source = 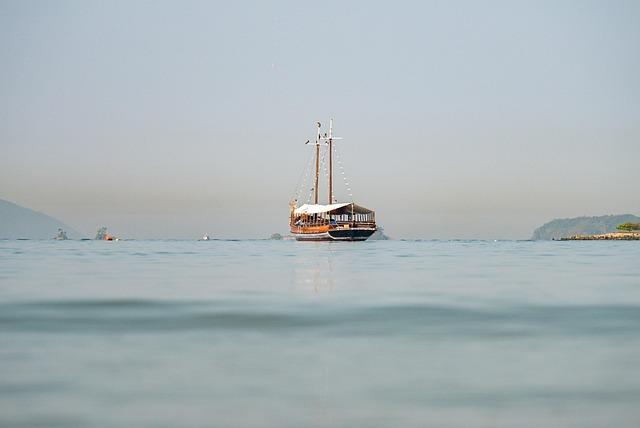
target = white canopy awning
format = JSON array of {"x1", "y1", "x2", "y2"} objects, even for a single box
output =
[
  {"x1": 293, "y1": 202, "x2": 373, "y2": 215},
  {"x1": 294, "y1": 203, "x2": 351, "y2": 215}
]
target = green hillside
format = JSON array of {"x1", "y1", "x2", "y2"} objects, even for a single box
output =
[{"x1": 532, "y1": 214, "x2": 640, "y2": 240}]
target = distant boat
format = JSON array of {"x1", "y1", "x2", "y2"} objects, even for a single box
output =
[
  {"x1": 200, "y1": 234, "x2": 211, "y2": 241},
  {"x1": 95, "y1": 226, "x2": 116, "y2": 241},
  {"x1": 289, "y1": 120, "x2": 377, "y2": 241},
  {"x1": 54, "y1": 228, "x2": 68, "y2": 240}
]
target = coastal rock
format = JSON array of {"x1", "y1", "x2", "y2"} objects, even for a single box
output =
[
  {"x1": 560, "y1": 232, "x2": 640, "y2": 241},
  {"x1": 532, "y1": 214, "x2": 640, "y2": 240}
]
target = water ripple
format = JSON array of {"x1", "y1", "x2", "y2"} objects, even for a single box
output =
[{"x1": 1, "y1": 300, "x2": 639, "y2": 336}]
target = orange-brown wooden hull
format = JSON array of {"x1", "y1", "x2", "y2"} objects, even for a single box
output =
[{"x1": 290, "y1": 225, "x2": 331, "y2": 235}]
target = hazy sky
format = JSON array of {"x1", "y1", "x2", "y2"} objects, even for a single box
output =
[{"x1": 1, "y1": 0, "x2": 639, "y2": 239}]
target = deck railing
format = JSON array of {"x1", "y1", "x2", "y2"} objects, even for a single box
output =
[{"x1": 291, "y1": 216, "x2": 376, "y2": 228}]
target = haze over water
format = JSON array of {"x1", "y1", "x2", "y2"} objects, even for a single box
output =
[
  {"x1": 2, "y1": 1, "x2": 639, "y2": 239},
  {"x1": 2, "y1": 239, "x2": 639, "y2": 427}
]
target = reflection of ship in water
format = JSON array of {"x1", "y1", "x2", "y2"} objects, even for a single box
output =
[
  {"x1": 54, "y1": 228, "x2": 68, "y2": 240},
  {"x1": 289, "y1": 120, "x2": 377, "y2": 241},
  {"x1": 291, "y1": 246, "x2": 336, "y2": 295},
  {"x1": 95, "y1": 227, "x2": 117, "y2": 241}
]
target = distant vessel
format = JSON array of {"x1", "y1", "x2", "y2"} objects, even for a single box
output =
[
  {"x1": 95, "y1": 227, "x2": 116, "y2": 241},
  {"x1": 289, "y1": 120, "x2": 376, "y2": 241},
  {"x1": 54, "y1": 228, "x2": 68, "y2": 240},
  {"x1": 200, "y1": 234, "x2": 210, "y2": 241}
]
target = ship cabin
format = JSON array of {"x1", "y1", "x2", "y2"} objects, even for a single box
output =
[{"x1": 290, "y1": 202, "x2": 376, "y2": 229}]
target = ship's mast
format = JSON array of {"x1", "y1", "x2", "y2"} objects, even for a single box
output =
[
  {"x1": 305, "y1": 119, "x2": 342, "y2": 206},
  {"x1": 314, "y1": 121, "x2": 321, "y2": 205},
  {"x1": 328, "y1": 119, "x2": 333, "y2": 204},
  {"x1": 320, "y1": 119, "x2": 341, "y2": 204}
]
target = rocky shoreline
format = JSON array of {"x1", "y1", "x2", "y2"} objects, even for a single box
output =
[{"x1": 559, "y1": 232, "x2": 640, "y2": 241}]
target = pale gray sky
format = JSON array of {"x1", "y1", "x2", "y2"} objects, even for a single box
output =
[{"x1": 1, "y1": 0, "x2": 639, "y2": 239}]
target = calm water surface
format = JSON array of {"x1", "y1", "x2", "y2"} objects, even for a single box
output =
[{"x1": 1, "y1": 240, "x2": 639, "y2": 427}]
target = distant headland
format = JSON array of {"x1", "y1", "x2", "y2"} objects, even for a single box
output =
[
  {"x1": 0, "y1": 198, "x2": 83, "y2": 239},
  {"x1": 532, "y1": 214, "x2": 640, "y2": 240}
]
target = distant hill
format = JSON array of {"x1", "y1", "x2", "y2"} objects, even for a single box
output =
[
  {"x1": 532, "y1": 214, "x2": 640, "y2": 240},
  {"x1": 0, "y1": 198, "x2": 83, "y2": 239}
]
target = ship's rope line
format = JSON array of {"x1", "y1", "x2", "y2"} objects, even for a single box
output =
[
  {"x1": 292, "y1": 148, "x2": 315, "y2": 205},
  {"x1": 303, "y1": 144, "x2": 327, "y2": 205},
  {"x1": 302, "y1": 154, "x2": 314, "y2": 204},
  {"x1": 297, "y1": 163, "x2": 310, "y2": 204},
  {"x1": 334, "y1": 143, "x2": 353, "y2": 201},
  {"x1": 293, "y1": 139, "x2": 353, "y2": 206}
]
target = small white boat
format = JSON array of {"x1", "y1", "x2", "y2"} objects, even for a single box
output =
[{"x1": 54, "y1": 228, "x2": 68, "y2": 240}]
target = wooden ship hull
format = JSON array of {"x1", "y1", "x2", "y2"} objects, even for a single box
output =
[{"x1": 291, "y1": 225, "x2": 377, "y2": 242}]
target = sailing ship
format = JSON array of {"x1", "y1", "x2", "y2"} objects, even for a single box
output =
[{"x1": 289, "y1": 120, "x2": 377, "y2": 241}]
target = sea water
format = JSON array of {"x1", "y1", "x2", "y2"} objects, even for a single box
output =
[{"x1": 1, "y1": 239, "x2": 639, "y2": 427}]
